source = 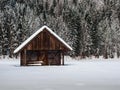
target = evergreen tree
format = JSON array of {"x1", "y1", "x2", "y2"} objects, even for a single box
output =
[
  {"x1": 0, "y1": 0, "x2": 120, "y2": 58},
  {"x1": 63, "y1": 8, "x2": 82, "y2": 56},
  {"x1": 85, "y1": 2, "x2": 105, "y2": 57}
]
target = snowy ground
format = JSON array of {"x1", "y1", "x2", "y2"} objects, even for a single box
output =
[{"x1": 0, "y1": 56, "x2": 120, "y2": 90}]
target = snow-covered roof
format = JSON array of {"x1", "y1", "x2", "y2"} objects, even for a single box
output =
[{"x1": 14, "y1": 25, "x2": 73, "y2": 53}]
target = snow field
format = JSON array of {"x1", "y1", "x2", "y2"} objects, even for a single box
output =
[{"x1": 0, "y1": 56, "x2": 120, "y2": 90}]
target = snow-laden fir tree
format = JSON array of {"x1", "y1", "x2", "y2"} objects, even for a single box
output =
[{"x1": 1, "y1": 0, "x2": 120, "y2": 58}]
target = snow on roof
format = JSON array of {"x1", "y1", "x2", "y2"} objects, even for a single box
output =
[{"x1": 14, "y1": 25, "x2": 73, "y2": 53}]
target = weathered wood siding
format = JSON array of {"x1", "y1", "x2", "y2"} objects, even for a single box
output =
[
  {"x1": 23, "y1": 29, "x2": 68, "y2": 51},
  {"x1": 20, "y1": 29, "x2": 67, "y2": 66}
]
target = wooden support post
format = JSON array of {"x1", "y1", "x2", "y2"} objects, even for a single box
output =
[
  {"x1": 62, "y1": 52, "x2": 64, "y2": 65},
  {"x1": 21, "y1": 50, "x2": 27, "y2": 66},
  {"x1": 20, "y1": 50, "x2": 26, "y2": 66}
]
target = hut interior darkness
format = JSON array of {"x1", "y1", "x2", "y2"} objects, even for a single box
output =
[{"x1": 14, "y1": 26, "x2": 72, "y2": 66}]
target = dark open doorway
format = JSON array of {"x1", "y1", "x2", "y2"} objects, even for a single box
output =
[{"x1": 26, "y1": 50, "x2": 62, "y2": 65}]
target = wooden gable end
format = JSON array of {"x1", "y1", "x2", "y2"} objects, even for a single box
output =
[{"x1": 23, "y1": 29, "x2": 69, "y2": 51}]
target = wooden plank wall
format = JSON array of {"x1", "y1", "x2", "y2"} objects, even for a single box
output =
[
  {"x1": 24, "y1": 29, "x2": 68, "y2": 51},
  {"x1": 20, "y1": 29, "x2": 68, "y2": 66}
]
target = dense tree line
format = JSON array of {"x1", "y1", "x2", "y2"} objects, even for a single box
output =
[{"x1": 0, "y1": 0, "x2": 120, "y2": 59}]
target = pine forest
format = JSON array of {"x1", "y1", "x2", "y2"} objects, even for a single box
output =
[{"x1": 0, "y1": 0, "x2": 120, "y2": 59}]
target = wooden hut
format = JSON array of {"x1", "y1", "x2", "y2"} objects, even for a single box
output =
[{"x1": 14, "y1": 26, "x2": 72, "y2": 66}]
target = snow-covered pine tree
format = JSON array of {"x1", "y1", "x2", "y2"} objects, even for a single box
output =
[
  {"x1": 63, "y1": 7, "x2": 82, "y2": 56},
  {"x1": 0, "y1": 23, "x2": 2, "y2": 57},
  {"x1": 1, "y1": 0, "x2": 120, "y2": 58},
  {"x1": 84, "y1": 1, "x2": 105, "y2": 57},
  {"x1": 1, "y1": 4, "x2": 17, "y2": 58}
]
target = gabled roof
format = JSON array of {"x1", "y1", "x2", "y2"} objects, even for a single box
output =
[{"x1": 14, "y1": 25, "x2": 73, "y2": 53}]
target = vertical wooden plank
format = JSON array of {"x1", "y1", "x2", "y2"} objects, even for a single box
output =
[
  {"x1": 27, "y1": 44, "x2": 32, "y2": 50},
  {"x1": 43, "y1": 31, "x2": 50, "y2": 50},
  {"x1": 34, "y1": 38, "x2": 37, "y2": 50},
  {"x1": 43, "y1": 32, "x2": 46, "y2": 49},
  {"x1": 50, "y1": 37, "x2": 52, "y2": 50},
  {"x1": 37, "y1": 37, "x2": 39, "y2": 50},
  {"x1": 33, "y1": 39, "x2": 35, "y2": 50},
  {"x1": 41, "y1": 32, "x2": 43, "y2": 50},
  {"x1": 52, "y1": 38, "x2": 55, "y2": 50},
  {"x1": 20, "y1": 51, "x2": 23, "y2": 66},
  {"x1": 35, "y1": 35, "x2": 37, "y2": 50},
  {"x1": 46, "y1": 32, "x2": 50, "y2": 50},
  {"x1": 36, "y1": 37, "x2": 37, "y2": 50},
  {"x1": 39, "y1": 34, "x2": 41, "y2": 50},
  {"x1": 55, "y1": 41, "x2": 60, "y2": 49},
  {"x1": 38, "y1": 33, "x2": 41, "y2": 50}
]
